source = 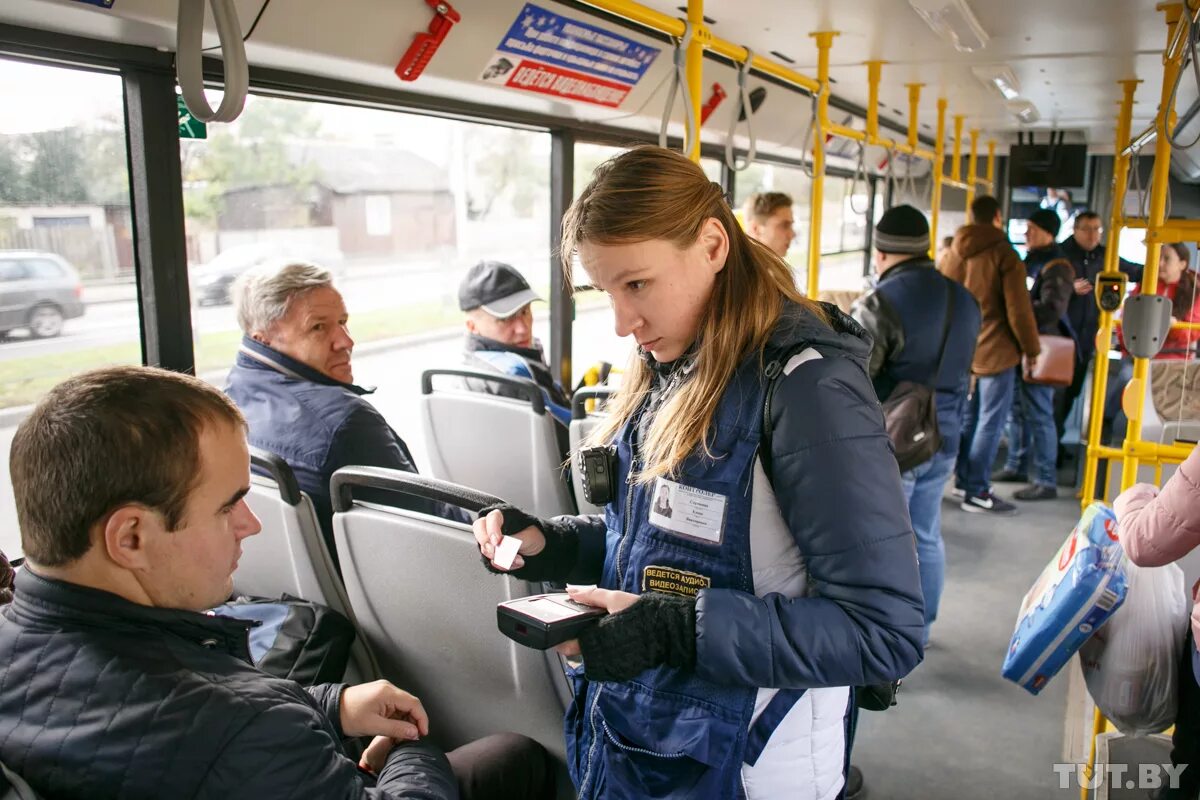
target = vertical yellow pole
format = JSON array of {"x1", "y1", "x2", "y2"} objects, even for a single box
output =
[
  {"x1": 966, "y1": 129, "x2": 979, "y2": 210},
  {"x1": 930, "y1": 98, "x2": 947, "y2": 258},
  {"x1": 1080, "y1": 80, "x2": 1140, "y2": 510},
  {"x1": 951, "y1": 114, "x2": 964, "y2": 183},
  {"x1": 807, "y1": 31, "x2": 838, "y2": 299},
  {"x1": 1120, "y1": 4, "x2": 1184, "y2": 493},
  {"x1": 866, "y1": 61, "x2": 884, "y2": 141},
  {"x1": 986, "y1": 140, "x2": 996, "y2": 187},
  {"x1": 685, "y1": 0, "x2": 705, "y2": 163},
  {"x1": 906, "y1": 83, "x2": 924, "y2": 151}
]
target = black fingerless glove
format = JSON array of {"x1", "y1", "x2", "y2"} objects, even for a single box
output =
[
  {"x1": 477, "y1": 503, "x2": 580, "y2": 582},
  {"x1": 578, "y1": 592, "x2": 697, "y2": 682}
]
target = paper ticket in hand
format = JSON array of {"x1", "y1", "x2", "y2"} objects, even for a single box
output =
[{"x1": 493, "y1": 535, "x2": 522, "y2": 570}]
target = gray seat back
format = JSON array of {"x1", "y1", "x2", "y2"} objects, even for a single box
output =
[
  {"x1": 569, "y1": 387, "x2": 616, "y2": 515},
  {"x1": 331, "y1": 467, "x2": 570, "y2": 762},
  {"x1": 235, "y1": 449, "x2": 380, "y2": 683},
  {"x1": 419, "y1": 369, "x2": 575, "y2": 517}
]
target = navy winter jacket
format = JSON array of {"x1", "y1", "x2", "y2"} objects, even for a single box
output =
[
  {"x1": 0, "y1": 569, "x2": 458, "y2": 799},
  {"x1": 852, "y1": 258, "x2": 982, "y2": 454},
  {"x1": 562, "y1": 302, "x2": 925, "y2": 690},
  {"x1": 225, "y1": 337, "x2": 467, "y2": 558}
]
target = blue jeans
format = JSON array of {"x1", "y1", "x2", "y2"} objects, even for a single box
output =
[
  {"x1": 1014, "y1": 380, "x2": 1058, "y2": 487},
  {"x1": 955, "y1": 368, "x2": 1017, "y2": 495},
  {"x1": 901, "y1": 447, "x2": 956, "y2": 646},
  {"x1": 1003, "y1": 379, "x2": 1031, "y2": 474}
]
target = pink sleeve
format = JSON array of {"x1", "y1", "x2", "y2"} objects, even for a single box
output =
[{"x1": 1114, "y1": 447, "x2": 1200, "y2": 566}]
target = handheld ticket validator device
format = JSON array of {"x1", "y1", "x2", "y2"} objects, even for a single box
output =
[
  {"x1": 497, "y1": 593, "x2": 607, "y2": 650},
  {"x1": 577, "y1": 445, "x2": 617, "y2": 506},
  {"x1": 1096, "y1": 273, "x2": 1127, "y2": 314}
]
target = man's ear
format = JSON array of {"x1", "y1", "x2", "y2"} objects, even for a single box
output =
[
  {"x1": 101, "y1": 505, "x2": 156, "y2": 572},
  {"x1": 465, "y1": 316, "x2": 478, "y2": 334}
]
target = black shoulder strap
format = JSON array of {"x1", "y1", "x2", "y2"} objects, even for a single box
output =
[
  {"x1": 759, "y1": 345, "x2": 810, "y2": 486},
  {"x1": 929, "y1": 280, "x2": 957, "y2": 388}
]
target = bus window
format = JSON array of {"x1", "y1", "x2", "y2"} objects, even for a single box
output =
[
  {"x1": 180, "y1": 95, "x2": 556, "y2": 433},
  {"x1": 0, "y1": 58, "x2": 140, "y2": 558}
]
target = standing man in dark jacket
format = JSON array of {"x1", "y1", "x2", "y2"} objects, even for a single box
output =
[
  {"x1": 458, "y1": 261, "x2": 572, "y2": 425},
  {"x1": 940, "y1": 196, "x2": 1042, "y2": 515},
  {"x1": 1055, "y1": 212, "x2": 1143, "y2": 440},
  {"x1": 853, "y1": 205, "x2": 980, "y2": 646},
  {"x1": 0, "y1": 366, "x2": 551, "y2": 800},
  {"x1": 997, "y1": 210, "x2": 1074, "y2": 500},
  {"x1": 225, "y1": 261, "x2": 467, "y2": 560}
]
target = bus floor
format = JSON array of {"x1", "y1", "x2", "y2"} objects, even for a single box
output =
[{"x1": 851, "y1": 487, "x2": 1085, "y2": 798}]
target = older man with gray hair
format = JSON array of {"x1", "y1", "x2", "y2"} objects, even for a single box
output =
[{"x1": 225, "y1": 261, "x2": 467, "y2": 559}]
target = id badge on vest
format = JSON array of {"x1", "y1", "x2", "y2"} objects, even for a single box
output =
[{"x1": 648, "y1": 477, "x2": 727, "y2": 545}]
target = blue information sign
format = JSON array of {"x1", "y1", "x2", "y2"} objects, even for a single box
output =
[{"x1": 497, "y1": 3, "x2": 660, "y2": 86}]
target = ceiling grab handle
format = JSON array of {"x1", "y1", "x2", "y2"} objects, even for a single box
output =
[
  {"x1": 176, "y1": 0, "x2": 250, "y2": 124},
  {"x1": 799, "y1": 90, "x2": 821, "y2": 179},
  {"x1": 724, "y1": 48, "x2": 758, "y2": 171},
  {"x1": 659, "y1": 20, "x2": 697, "y2": 156}
]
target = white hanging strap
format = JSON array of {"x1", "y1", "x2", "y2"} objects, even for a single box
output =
[
  {"x1": 176, "y1": 0, "x2": 250, "y2": 124},
  {"x1": 724, "y1": 48, "x2": 757, "y2": 171},
  {"x1": 659, "y1": 21, "x2": 697, "y2": 155},
  {"x1": 800, "y1": 91, "x2": 821, "y2": 178},
  {"x1": 884, "y1": 148, "x2": 897, "y2": 209}
]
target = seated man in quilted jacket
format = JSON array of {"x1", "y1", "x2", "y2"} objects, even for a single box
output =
[{"x1": 0, "y1": 365, "x2": 550, "y2": 800}]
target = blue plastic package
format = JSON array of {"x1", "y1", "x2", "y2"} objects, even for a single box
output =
[{"x1": 1002, "y1": 503, "x2": 1128, "y2": 694}]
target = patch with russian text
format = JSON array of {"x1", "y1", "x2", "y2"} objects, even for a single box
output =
[{"x1": 642, "y1": 565, "x2": 712, "y2": 598}]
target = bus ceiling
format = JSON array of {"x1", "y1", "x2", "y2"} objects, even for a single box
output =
[{"x1": 0, "y1": 0, "x2": 1194, "y2": 175}]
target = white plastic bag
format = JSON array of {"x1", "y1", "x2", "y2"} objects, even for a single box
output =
[{"x1": 1080, "y1": 560, "x2": 1188, "y2": 736}]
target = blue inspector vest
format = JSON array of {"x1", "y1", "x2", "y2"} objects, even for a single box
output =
[{"x1": 567, "y1": 353, "x2": 790, "y2": 800}]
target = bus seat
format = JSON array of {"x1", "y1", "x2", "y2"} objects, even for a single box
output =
[
  {"x1": 569, "y1": 387, "x2": 615, "y2": 516},
  {"x1": 235, "y1": 448, "x2": 380, "y2": 683},
  {"x1": 1, "y1": 761, "x2": 42, "y2": 800},
  {"x1": 330, "y1": 467, "x2": 572, "y2": 769},
  {"x1": 419, "y1": 369, "x2": 576, "y2": 518}
]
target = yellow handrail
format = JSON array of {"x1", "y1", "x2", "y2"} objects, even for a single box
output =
[{"x1": 1080, "y1": 79, "x2": 1141, "y2": 512}]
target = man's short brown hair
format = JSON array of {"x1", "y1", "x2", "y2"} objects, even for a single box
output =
[
  {"x1": 10, "y1": 366, "x2": 245, "y2": 567},
  {"x1": 743, "y1": 192, "x2": 793, "y2": 224}
]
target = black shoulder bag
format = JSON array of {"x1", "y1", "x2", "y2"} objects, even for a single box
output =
[{"x1": 879, "y1": 281, "x2": 956, "y2": 472}]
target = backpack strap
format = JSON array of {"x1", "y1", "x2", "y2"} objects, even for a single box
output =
[{"x1": 759, "y1": 344, "x2": 813, "y2": 486}]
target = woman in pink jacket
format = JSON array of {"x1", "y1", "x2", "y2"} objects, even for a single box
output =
[{"x1": 1115, "y1": 444, "x2": 1200, "y2": 800}]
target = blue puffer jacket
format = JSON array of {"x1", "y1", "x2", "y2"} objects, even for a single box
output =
[
  {"x1": 0, "y1": 570, "x2": 458, "y2": 799},
  {"x1": 558, "y1": 301, "x2": 924, "y2": 799},
  {"x1": 852, "y1": 257, "x2": 982, "y2": 455},
  {"x1": 225, "y1": 338, "x2": 467, "y2": 559}
]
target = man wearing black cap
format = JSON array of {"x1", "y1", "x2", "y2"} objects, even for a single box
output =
[
  {"x1": 853, "y1": 205, "x2": 980, "y2": 650},
  {"x1": 996, "y1": 211, "x2": 1076, "y2": 501},
  {"x1": 458, "y1": 261, "x2": 572, "y2": 425}
]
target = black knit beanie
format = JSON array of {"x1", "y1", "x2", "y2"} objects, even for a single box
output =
[
  {"x1": 874, "y1": 204, "x2": 931, "y2": 255},
  {"x1": 1027, "y1": 208, "x2": 1062, "y2": 239}
]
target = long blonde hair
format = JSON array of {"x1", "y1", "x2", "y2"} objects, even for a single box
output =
[{"x1": 561, "y1": 146, "x2": 827, "y2": 482}]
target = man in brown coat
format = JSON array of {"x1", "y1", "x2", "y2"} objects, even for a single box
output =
[{"x1": 939, "y1": 195, "x2": 1041, "y2": 515}]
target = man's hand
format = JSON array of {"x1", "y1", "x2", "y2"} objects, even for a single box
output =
[
  {"x1": 1074, "y1": 278, "x2": 1094, "y2": 296},
  {"x1": 340, "y1": 680, "x2": 429, "y2": 741},
  {"x1": 1026, "y1": 352, "x2": 1041, "y2": 375},
  {"x1": 554, "y1": 586, "x2": 640, "y2": 657}
]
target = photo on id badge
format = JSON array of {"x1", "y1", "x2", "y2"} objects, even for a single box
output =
[{"x1": 648, "y1": 477, "x2": 727, "y2": 545}]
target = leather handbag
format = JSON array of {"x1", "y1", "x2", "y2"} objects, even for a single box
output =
[{"x1": 1024, "y1": 334, "x2": 1076, "y2": 387}]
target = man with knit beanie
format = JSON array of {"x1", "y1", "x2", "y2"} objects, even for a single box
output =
[
  {"x1": 940, "y1": 196, "x2": 1041, "y2": 515},
  {"x1": 854, "y1": 205, "x2": 980, "y2": 647}
]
